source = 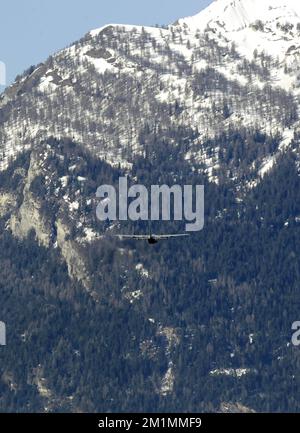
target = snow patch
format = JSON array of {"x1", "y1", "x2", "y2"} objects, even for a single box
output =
[{"x1": 210, "y1": 368, "x2": 252, "y2": 377}]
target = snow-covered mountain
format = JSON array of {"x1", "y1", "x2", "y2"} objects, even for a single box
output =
[
  {"x1": 2, "y1": 3, "x2": 300, "y2": 413},
  {"x1": 1, "y1": 0, "x2": 300, "y2": 184},
  {"x1": 179, "y1": 0, "x2": 300, "y2": 59},
  {"x1": 180, "y1": 0, "x2": 300, "y2": 32}
]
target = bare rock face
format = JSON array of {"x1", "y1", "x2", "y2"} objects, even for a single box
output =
[
  {"x1": 220, "y1": 402, "x2": 256, "y2": 413},
  {"x1": 9, "y1": 152, "x2": 51, "y2": 247},
  {"x1": 5, "y1": 144, "x2": 92, "y2": 290},
  {"x1": 0, "y1": 193, "x2": 17, "y2": 218},
  {"x1": 56, "y1": 218, "x2": 91, "y2": 290}
]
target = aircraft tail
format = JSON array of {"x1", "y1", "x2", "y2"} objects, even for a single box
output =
[{"x1": 148, "y1": 220, "x2": 152, "y2": 238}]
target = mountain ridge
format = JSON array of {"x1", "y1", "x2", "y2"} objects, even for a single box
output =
[
  {"x1": 1, "y1": 1, "x2": 300, "y2": 413},
  {"x1": 1, "y1": 0, "x2": 300, "y2": 187}
]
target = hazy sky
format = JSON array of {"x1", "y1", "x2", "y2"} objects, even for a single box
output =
[{"x1": 0, "y1": 0, "x2": 211, "y2": 88}]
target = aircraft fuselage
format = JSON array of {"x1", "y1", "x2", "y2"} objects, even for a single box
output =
[{"x1": 148, "y1": 237, "x2": 158, "y2": 245}]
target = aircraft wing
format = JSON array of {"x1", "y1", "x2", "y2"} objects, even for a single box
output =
[
  {"x1": 116, "y1": 235, "x2": 150, "y2": 240},
  {"x1": 116, "y1": 233, "x2": 190, "y2": 241},
  {"x1": 153, "y1": 234, "x2": 190, "y2": 240}
]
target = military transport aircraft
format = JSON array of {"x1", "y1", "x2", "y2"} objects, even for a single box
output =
[{"x1": 116, "y1": 223, "x2": 189, "y2": 245}]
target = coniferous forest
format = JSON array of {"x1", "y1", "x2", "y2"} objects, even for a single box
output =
[
  {"x1": 2, "y1": 0, "x2": 300, "y2": 414},
  {"x1": 1, "y1": 134, "x2": 300, "y2": 413}
]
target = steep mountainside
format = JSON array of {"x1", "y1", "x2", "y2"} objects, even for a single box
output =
[
  {"x1": 1, "y1": 0, "x2": 300, "y2": 185},
  {"x1": 1, "y1": 137, "x2": 300, "y2": 412},
  {"x1": 1, "y1": 0, "x2": 300, "y2": 413}
]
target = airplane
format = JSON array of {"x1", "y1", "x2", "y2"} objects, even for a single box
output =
[{"x1": 116, "y1": 223, "x2": 190, "y2": 245}]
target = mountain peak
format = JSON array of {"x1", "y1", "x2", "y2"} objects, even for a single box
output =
[
  {"x1": 1, "y1": 0, "x2": 300, "y2": 178},
  {"x1": 179, "y1": 0, "x2": 300, "y2": 32}
]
